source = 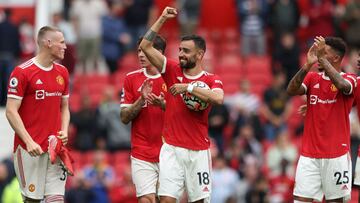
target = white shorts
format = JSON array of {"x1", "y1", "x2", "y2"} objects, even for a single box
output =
[
  {"x1": 13, "y1": 146, "x2": 67, "y2": 200},
  {"x1": 294, "y1": 153, "x2": 352, "y2": 202},
  {"x1": 131, "y1": 156, "x2": 159, "y2": 197},
  {"x1": 158, "y1": 143, "x2": 211, "y2": 202},
  {"x1": 354, "y1": 152, "x2": 360, "y2": 186}
]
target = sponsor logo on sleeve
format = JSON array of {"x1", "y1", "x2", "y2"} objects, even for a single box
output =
[
  {"x1": 215, "y1": 80, "x2": 223, "y2": 85},
  {"x1": 8, "y1": 88, "x2": 17, "y2": 93},
  {"x1": 9, "y1": 77, "x2": 18, "y2": 87}
]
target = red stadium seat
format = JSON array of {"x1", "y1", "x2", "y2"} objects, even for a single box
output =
[
  {"x1": 113, "y1": 151, "x2": 130, "y2": 165},
  {"x1": 217, "y1": 54, "x2": 243, "y2": 68},
  {"x1": 69, "y1": 93, "x2": 81, "y2": 112},
  {"x1": 219, "y1": 42, "x2": 240, "y2": 55},
  {"x1": 118, "y1": 53, "x2": 138, "y2": 71},
  {"x1": 72, "y1": 74, "x2": 110, "y2": 93},
  {"x1": 243, "y1": 55, "x2": 271, "y2": 73},
  {"x1": 222, "y1": 82, "x2": 240, "y2": 95}
]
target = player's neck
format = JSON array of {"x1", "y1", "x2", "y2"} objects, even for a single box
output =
[
  {"x1": 34, "y1": 52, "x2": 54, "y2": 68},
  {"x1": 145, "y1": 66, "x2": 159, "y2": 75},
  {"x1": 183, "y1": 65, "x2": 203, "y2": 76}
]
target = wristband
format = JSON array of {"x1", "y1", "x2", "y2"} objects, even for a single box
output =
[{"x1": 187, "y1": 84, "x2": 194, "y2": 93}]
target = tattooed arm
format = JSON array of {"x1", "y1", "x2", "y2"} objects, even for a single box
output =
[
  {"x1": 286, "y1": 64, "x2": 311, "y2": 96},
  {"x1": 120, "y1": 79, "x2": 153, "y2": 124},
  {"x1": 319, "y1": 57, "x2": 351, "y2": 94},
  {"x1": 315, "y1": 36, "x2": 352, "y2": 94},
  {"x1": 139, "y1": 7, "x2": 177, "y2": 71},
  {"x1": 120, "y1": 96, "x2": 146, "y2": 124}
]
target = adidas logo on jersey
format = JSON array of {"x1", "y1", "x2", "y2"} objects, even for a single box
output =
[
  {"x1": 313, "y1": 83, "x2": 319, "y2": 88},
  {"x1": 36, "y1": 79, "x2": 43, "y2": 85},
  {"x1": 203, "y1": 186, "x2": 209, "y2": 192}
]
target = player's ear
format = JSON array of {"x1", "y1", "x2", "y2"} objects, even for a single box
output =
[
  {"x1": 45, "y1": 39, "x2": 51, "y2": 48},
  {"x1": 197, "y1": 49, "x2": 205, "y2": 60},
  {"x1": 333, "y1": 54, "x2": 341, "y2": 63}
]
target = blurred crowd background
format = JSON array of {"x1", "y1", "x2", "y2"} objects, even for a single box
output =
[{"x1": 1, "y1": 0, "x2": 360, "y2": 202}]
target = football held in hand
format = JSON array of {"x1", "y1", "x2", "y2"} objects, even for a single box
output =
[{"x1": 182, "y1": 81, "x2": 210, "y2": 111}]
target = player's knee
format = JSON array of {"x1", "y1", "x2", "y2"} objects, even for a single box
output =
[
  {"x1": 294, "y1": 195, "x2": 313, "y2": 202},
  {"x1": 44, "y1": 195, "x2": 64, "y2": 203},
  {"x1": 191, "y1": 198, "x2": 209, "y2": 203},
  {"x1": 138, "y1": 194, "x2": 156, "y2": 203},
  {"x1": 24, "y1": 197, "x2": 41, "y2": 203},
  {"x1": 325, "y1": 197, "x2": 346, "y2": 203},
  {"x1": 159, "y1": 196, "x2": 177, "y2": 203}
]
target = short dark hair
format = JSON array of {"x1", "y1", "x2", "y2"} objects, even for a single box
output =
[
  {"x1": 138, "y1": 35, "x2": 167, "y2": 54},
  {"x1": 325, "y1": 37, "x2": 346, "y2": 58},
  {"x1": 181, "y1": 34, "x2": 206, "y2": 52}
]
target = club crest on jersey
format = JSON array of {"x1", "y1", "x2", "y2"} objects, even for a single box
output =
[
  {"x1": 9, "y1": 77, "x2": 18, "y2": 87},
  {"x1": 29, "y1": 184, "x2": 35, "y2": 192},
  {"x1": 162, "y1": 83, "x2": 167, "y2": 92},
  {"x1": 56, "y1": 75, "x2": 64, "y2": 85},
  {"x1": 330, "y1": 84, "x2": 337, "y2": 92}
]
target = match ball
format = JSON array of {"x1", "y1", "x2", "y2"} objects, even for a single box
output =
[{"x1": 182, "y1": 81, "x2": 210, "y2": 111}]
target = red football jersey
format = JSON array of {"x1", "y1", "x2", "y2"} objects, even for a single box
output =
[
  {"x1": 301, "y1": 71, "x2": 356, "y2": 158},
  {"x1": 161, "y1": 58, "x2": 223, "y2": 150},
  {"x1": 120, "y1": 68, "x2": 167, "y2": 162},
  {"x1": 355, "y1": 77, "x2": 360, "y2": 122},
  {"x1": 7, "y1": 58, "x2": 69, "y2": 152}
]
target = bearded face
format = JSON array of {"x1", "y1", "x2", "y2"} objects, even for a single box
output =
[
  {"x1": 179, "y1": 54, "x2": 197, "y2": 69},
  {"x1": 178, "y1": 40, "x2": 203, "y2": 70}
]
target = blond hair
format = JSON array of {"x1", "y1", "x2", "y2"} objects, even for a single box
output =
[{"x1": 36, "y1": 26, "x2": 61, "y2": 46}]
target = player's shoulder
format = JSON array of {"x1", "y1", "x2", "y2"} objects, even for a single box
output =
[
  {"x1": 306, "y1": 71, "x2": 322, "y2": 80},
  {"x1": 54, "y1": 62, "x2": 67, "y2": 70},
  {"x1": 126, "y1": 68, "x2": 144, "y2": 77},
  {"x1": 204, "y1": 71, "x2": 222, "y2": 81},
  {"x1": 204, "y1": 71, "x2": 216, "y2": 77},
  {"x1": 342, "y1": 72, "x2": 357, "y2": 81},
  {"x1": 17, "y1": 58, "x2": 35, "y2": 70},
  {"x1": 54, "y1": 62, "x2": 69, "y2": 74},
  {"x1": 166, "y1": 58, "x2": 180, "y2": 68}
]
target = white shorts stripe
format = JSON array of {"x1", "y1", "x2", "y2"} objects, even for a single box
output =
[{"x1": 17, "y1": 149, "x2": 26, "y2": 188}]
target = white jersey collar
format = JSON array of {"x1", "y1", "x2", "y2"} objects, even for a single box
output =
[{"x1": 33, "y1": 58, "x2": 53, "y2": 71}]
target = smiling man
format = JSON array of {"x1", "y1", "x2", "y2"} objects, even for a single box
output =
[{"x1": 140, "y1": 6, "x2": 224, "y2": 203}]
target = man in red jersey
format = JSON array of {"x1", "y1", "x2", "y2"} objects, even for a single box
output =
[
  {"x1": 140, "y1": 7, "x2": 224, "y2": 203},
  {"x1": 352, "y1": 57, "x2": 360, "y2": 188},
  {"x1": 5, "y1": 26, "x2": 70, "y2": 203},
  {"x1": 120, "y1": 36, "x2": 167, "y2": 203},
  {"x1": 287, "y1": 36, "x2": 356, "y2": 202}
]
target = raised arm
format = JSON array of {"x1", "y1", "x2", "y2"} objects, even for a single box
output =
[
  {"x1": 315, "y1": 36, "x2": 352, "y2": 94},
  {"x1": 139, "y1": 7, "x2": 177, "y2": 71},
  {"x1": 319, "y1": 57, "x2": 352, "y2": 93},
  {"x1": 287, "y1": 44, "x2": 317, "y2": 96}
]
